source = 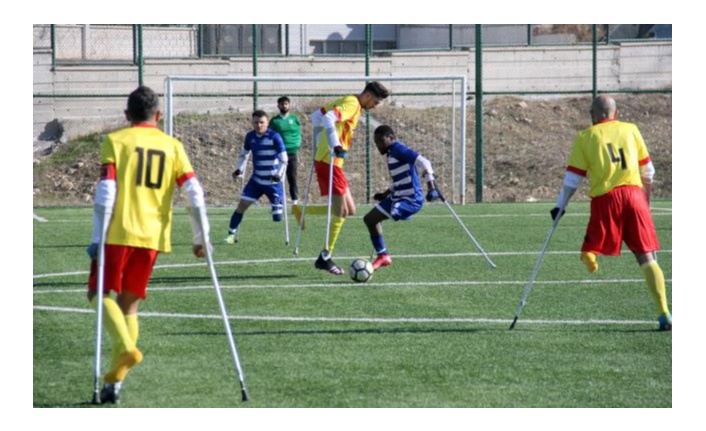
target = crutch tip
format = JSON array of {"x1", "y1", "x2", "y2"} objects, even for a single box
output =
[{"x1": 241, "y1": 389, "x2": 250, "y2": 402}]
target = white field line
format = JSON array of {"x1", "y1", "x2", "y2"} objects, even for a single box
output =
[
  {"x1": 34, "y1": 277, "x2": 671, "y2": 295},
  {"x1": 34, "y1": 210, "x2": 672, "y2": 223},
  {"x1": 33, "y1": 249, "x2": 673, "y2": 279},
  {"x1": 32, "y1": 305, "x2": 656, "y2": 326}
]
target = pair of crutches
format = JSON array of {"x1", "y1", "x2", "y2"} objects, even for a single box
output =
[
  {"x1": 92, "y1": 206, "x2": 249, "y2": 404},
  {"x1": 291, "y1": 127, "x2": 338, "y2": 256}
]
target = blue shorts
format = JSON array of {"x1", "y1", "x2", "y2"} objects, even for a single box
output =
[
  {"x1": 241, "y1": 180, "x2": 284, "y2": 220},
  {"x1": 375, "y1": 197, "x2": 422, "y2": 221}
]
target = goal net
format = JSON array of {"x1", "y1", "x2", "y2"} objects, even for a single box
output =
[{"x1": 164, "y1": 75, "x2": 468, "y2": 206}]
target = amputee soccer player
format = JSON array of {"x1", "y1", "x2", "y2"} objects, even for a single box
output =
[
  {"x1": 224, "y1": 110, "x2": 288, "y2": 244},
  {"x1": 269, "y1": 96, "x2": 302, "y2": 204},
  {"x1": 86, "y1": 86, "x2": 210, "y2": 403},
  {"x1": 363, "y1": 125, "x2": 440, "y2": 270},
  {"x1": 294, "y1": 81, "x2": 390, "y2": 275},
  {"x1": 551, "y1": 94, "x2": 672, "y2": 331}
]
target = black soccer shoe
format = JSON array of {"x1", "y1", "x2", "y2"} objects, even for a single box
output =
[
  {"x1": 100, "y1": 383, "x2": 121, "y2": 404},
  {"x1": 315, "y1": 250, "x2": 345, "y2": 275}
]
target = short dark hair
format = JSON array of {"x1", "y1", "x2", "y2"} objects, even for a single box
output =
[
  {"x1": 127, "y1": 86, "x2": 159, "y2": 123},
  {"x1": 364, "y1": 81, "x2": 390, "y2": 99},
  {"x1": 374, "y1": 125, "x2": 395, "y2": 139},
  {"x1": 277, "y1": 96, "x2": 290, "y2": 104},
  {"x1": 252, "y1": 109, "x2": 269, "y2": 119}
]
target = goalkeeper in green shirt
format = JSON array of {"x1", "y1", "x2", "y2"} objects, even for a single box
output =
[{"x1": 270, "y1": 96, "x2": 302, "y2": 204}]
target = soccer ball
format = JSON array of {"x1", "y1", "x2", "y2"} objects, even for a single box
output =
[{"x1": 350, "y1": 258, "x2": 374, "y2": 283}]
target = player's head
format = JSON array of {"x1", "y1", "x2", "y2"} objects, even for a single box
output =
[
  {"x1": 252, "y1": 109, "x2": 270, "y2": 134},
  {"x1": 359, "y1": 81, "x2": 390, "y2": 110},
  {"x1": 373, "y1": 125, "x2": 395, "y2": 155},
  {"x1": 277, "y1": 96, "x2": 291, "y2": 114},
  {"x1": 125, "y1": 86, "x2": 160, "y2": 124},
  {"x1": 590, "y1": 95, "x2": 618, "y2": 124}
]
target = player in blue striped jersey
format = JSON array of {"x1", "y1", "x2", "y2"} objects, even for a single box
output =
[
  {"x1": 363, "y1": 125, "x2": 440, "y2": 269},
  {"x1": 224, "y1": 110, "x2": 288, "y2": 244}
]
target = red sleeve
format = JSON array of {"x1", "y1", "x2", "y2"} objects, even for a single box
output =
[
  {"x1": 100, "y1": 163, "x2": 116, "y2": 180},
  {"x1": 176, "y1": 171, "x2": 196, "y2": 187},
  {"x1": 566, "y1": 165, "x2": 587, "y2": 177},
  {"x1": 638, "y1": 156, "x2": 652, "y2": 166}
]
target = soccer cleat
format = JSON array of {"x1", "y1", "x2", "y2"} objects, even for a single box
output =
[
  {"x1": 223, "y1": 233, "x2": 238, "y2": 244},
  {"x1": 292, "y1": 205, "x2": 306, "y2": 230},
  {"x1": 104, "y1": 349, "x2": 143, "y2": 384},
  {"x1": 658, "y1": 313, "x2": 672, "y2": 331},
  {"x1": 99, "y1": 383, "x2": 121, "y2": 404},
  {"x1": 372, "y1": 253, "x2": 393, "y2": 270},
  {"x1": 580, "y1": 251, "x2": 598, "y2": 273},
  {"x1": 314, "y1": 250, "x2": 345, "y2": 275}
]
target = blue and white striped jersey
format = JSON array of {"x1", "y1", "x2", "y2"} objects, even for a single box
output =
[
  {"x1": 387, "y1": 141, "x2": 424, "y2": 204},
  {"x1": 242, "y1": 129, "x2": 286, "y2": 185}
]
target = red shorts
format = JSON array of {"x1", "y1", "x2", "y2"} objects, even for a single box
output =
[
  {"x1": 315, "y1": 160, "x2": 348, "y2": 196},
  {"x1": 582, "y1": 186, "x2": 660, "y2": 256},
  {"x1": 88, "y1": 244, "x2": 159, "y2": 299}
]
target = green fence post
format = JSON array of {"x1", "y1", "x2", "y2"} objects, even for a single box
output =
[
  {"x1": 253, "y1": 24, "x2": 259, "y2": 111},
  {"x1": 50, "y1": 24, "x2": 56, "y2": 70},
  {"x1": 137, "y1": 25, "x2": 144, "y2": 87},
  {"x1": 475, "y1": 24, "x2": 484, "y2": 203}
]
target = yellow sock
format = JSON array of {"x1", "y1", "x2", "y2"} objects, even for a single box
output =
[
  {"x1": 327, "y1": 216, "x2": 345, "y2": 254},
  {"x1": 125, "y1": 314, "x2": 139, "y2": 345},
  {"x1": 580, "y1": 251, "x2": 598, "y2": 273},
  {"x1": 641, "y1": 261, "x2": 670, "y2": 315},
  {"x1": 90, "y1": 296, "x2": 136, "y2": 354}
]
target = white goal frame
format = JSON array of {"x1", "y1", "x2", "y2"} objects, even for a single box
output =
[{"x1": 164, "y1": 74, "x2": 468, "y2": 203}]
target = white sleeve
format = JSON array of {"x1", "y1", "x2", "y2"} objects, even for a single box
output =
[
  {"x1": 414, "y1": 155, "x2": 435, "y2": 182},
  {"x1": 276, "y1": 152, "x2": 288, "y2": 178},
  {"x1": 321, "y1": 110, "x2": 341, "y2": 150},
  {"x1": 182, "y1": 176, "x2": 209, "y2": 245},
  {"x1": 555, "y1": 170, "x2": 583, "y2": 210},
  {"x1": 90, "y1": 179, "x2": 116, "y2": 243},
  {"x1": 235, "y1": 147, "x2": 250, "y2": 173},
  {"x1": 640, "y1": 160, "x2": 655, "y2": 183}
]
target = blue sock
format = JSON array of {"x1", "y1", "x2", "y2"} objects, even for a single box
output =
[
  {"x1": 370, "y1": 234, "x2": 387, "y2": 255},
  {"x1": 229, "y1": 211, "x2": 244, "y2": 233}
]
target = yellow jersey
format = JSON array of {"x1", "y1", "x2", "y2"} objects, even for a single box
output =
[
  {"x1": 314, "y1": 94, "x2": 362, "y2": 168},
  {"x1": 567, "y1": 119, "x2": 651, "y2": 198},
  {"x1": 101, "y1": 124, "x2": 195, "y2": 252}
]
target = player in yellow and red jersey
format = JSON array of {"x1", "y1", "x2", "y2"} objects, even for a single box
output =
[
  {"x1": 85, "y1": 86, "x2": 211, "y2": 403},
  {"x1": 551, "y1": 94, "x2": 671, "y2": 331},
  {"x1": 293, "y1": 81, "x2": 389, "y2": 275}
]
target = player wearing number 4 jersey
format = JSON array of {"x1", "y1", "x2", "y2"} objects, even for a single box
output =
[
  {"x1": 86, "y1": 86, "x2": 210, "y2": 403},
  {"x1": 551, "y1": 95, "x2": 671, "y2": 331}
]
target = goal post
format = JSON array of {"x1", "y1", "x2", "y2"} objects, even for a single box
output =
[{"x1": 164, "y1": 75, "x2": 468, "y2": 205}]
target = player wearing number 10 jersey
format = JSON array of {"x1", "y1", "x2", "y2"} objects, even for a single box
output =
[{"x1": 85, "y1": 86, "x2": 210, "y2": 403}]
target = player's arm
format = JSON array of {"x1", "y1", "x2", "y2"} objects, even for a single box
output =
[
  {"x1": 87, "y1": 163, "x2": 117, "y2": 259},
  {"x1": 319, "y1": 108, "x2": 346, "y2": 157},
  {"x1": 414, "y1": 154, "x2": 440, "y2": 201},
  {"x1": 551, "y1": 169, "x2": 584, "y2": 220},
  {"x1": 272, "y1": 151, "x2": 288, "y2": 183},
  {"x1": 181, "y1": 174, "x2": 210, "y2": 258},
  {"x1": 639, "y1": 158, "x2": 655, "y2": 205},
  {"x1": 232, "y1": 146, "x2": 250, "y2": 179}
]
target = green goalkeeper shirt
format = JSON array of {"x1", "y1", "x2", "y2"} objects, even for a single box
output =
[{"x1": 270, "y1": 113, "x2": 302, "y2": 155}]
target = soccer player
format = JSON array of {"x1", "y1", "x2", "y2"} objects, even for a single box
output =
[
  {"x1": 86, "y1": 86, "x2": 210, "y2": 403},
  {"x1": 269, "y1": 96, "x2": 302, "y2": 204},
  {"x1": 224, "y1": 110, "x2": 288, "y2": 244},
  {"x1": 293, "y1": 81, "x2": 390, "y2": 275},
  {"x1": 364, "y1": 125, "x2": 440, "y2": 270},
  {"x1": 551, "y1": 94, "x2": 672, "y2": 331}
]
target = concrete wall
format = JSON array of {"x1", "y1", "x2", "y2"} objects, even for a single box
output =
[{"x1": 33, "y1": 42, "x2": 671, "y2": 141}]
